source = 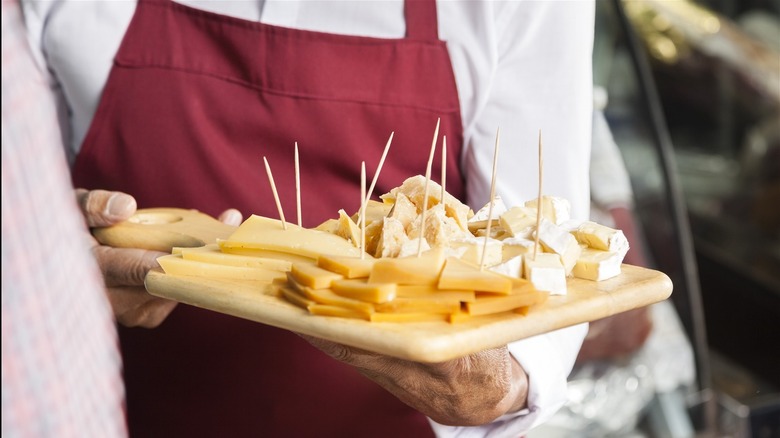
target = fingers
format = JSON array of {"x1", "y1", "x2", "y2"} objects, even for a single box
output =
[
  {"x1": 218, "y1": 208, "x2": 243, "y2": 226},
  {"x1": 93, "y1": 245, "x2": 165, "y2": 287},
  {"x1": 75, "y1": 188, "x2": 137, "y2": 227},
  {"x1": 106, "y1": 285, "x2": 178, "y2": 328}
]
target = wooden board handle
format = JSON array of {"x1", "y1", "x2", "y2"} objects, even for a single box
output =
[{"x1": 91, "y1": 208, "x2": 237, "y2": 253}]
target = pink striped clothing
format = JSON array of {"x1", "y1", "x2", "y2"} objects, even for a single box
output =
[{"x1": 1, "y1": 0, "x2": 127, "y2": 436}]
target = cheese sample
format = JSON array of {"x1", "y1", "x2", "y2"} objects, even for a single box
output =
[
  {"x1": 300, "y1": 287, "x2": 375, "y2": 314},
  {"x1": 314, "y1": 218, "x2": 339, "y2": 233},
  {"x1": 219, "y1": 215, "x2": 364, "y2": 259},
  {"x1": 309, "y1": 304, "x2": 371, "y2": 320},
  {"x1": 468, "y1": 195, "x2": 508, "y2": 232},
  {"x1": 407, "y1": 204, "x2": 468, "y2": 247},
  {"x1": 573, "y1": 221, "x2": 629, "y2": 256},
  {"x1": 157, "y1": 254, "x2": 285, "y2": 282},
  {"x1": 219, "y1": 246, "x2": 315, "y2": 265},
  {"x1": 380, "y1": 175, "x2": 473, "y2": 230},
  {"x1": 573, "y1": 248, "x2": 623, "y2": 281},
  {"x1": 331, "y1": 279, "x2": 396, "y2": 304},
  {"x1": 290, "y1": 263, "x2": 344, "y2": 289},
  {"x1": 465, "y1": 290, "x2": 546, "y2": 316},
  {"x1": 387, "y1": 192, "x2": 418, "y2": 228},
  {"x1": 499, "y1": 206, "x2": 538, "y2": 238},
  {"x1": 334, "y1": 209, "x2": 361, "y2": 248},
  {"x1": 396, "y1": 285, "x2": 475, "y2": 303},
  {"x1": 489, "y1": 255, "x2": 523, "y2": 278},
  {"x1": 525, "y1": 195, "x2": 571, "y2": 225},
  {"x1": 536, "y1": 219, "x2": 582, "y2": 275},
  {"x1": 352, "y1": 200, "x2": 393, "y2": 226},
  {"x1": 375, "y1": 297, "x2": 461, "y2": 314},
  {"x1": 523, "y1": 253, "x2": 567, "y2": 295},
  {"x1": 447, "y1": 235, "x2": 503, "y2": 267},
  {"x1": 368, "y1": 247, "x2": 445, "y2": 286},
  {"x1": 370, "y1": 313, "x2": 449, "y2": 323},
  {"x1": 317, "y1": 255, "x2": 376, "y2": 279},
  {"x1": 396, "y1": 237, "x2": 431, "y2": 258},
  {"x1": 502, "y1": 237, "x2": 535, "y2": 261},
  {"x1": 279, "y1": 286, "x2": 316, "y2": 310},
  {"x1": 438, "y1": 257, "x2": 513, "y2": 294},
  {"x1": 176, "y1": 244, "x2": 292, "y2": 271},
  {"x1": 374, "y1": 217, "x2": 409, "y2": 258}
]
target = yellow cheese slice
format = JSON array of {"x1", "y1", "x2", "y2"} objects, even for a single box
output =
[
  {"x1": 317, "y1": 255, "x2": 376, "y2": 279},
  {"x1": 331, "y1": 279, "x2": 396, "y2": 304},
  {"x1": 218, "y1": 246, "x2": 316, "y2": 265},
  {"x1": 465, "y1": 291, "x2": 545, "y2": 316},
  {"x1": 396, "y1": 285, "x2": 475, "y2": 302},
  {"x1": 309, "y1": 304, "x2": 371, "y2": 320},
  {"x1": 375, "y1": 297, "x2": 461, "y2": 314},
  {"x1": 335, "y1": 209, "x2": 361, "y2": 248},
  {"x1": 175, "y1": 244, "x2": 293, "y2": 271},
  {"x1": 278, "y1": 286, "x2": 316, "y2": 310},
  {"x1": 289, "y1": 263, "x2": 344, "y2": 289},
  {"x1": 157, "y1": 254, "x2": 285, "y2": 282},
  {"x1": 368, "y1": 247, "x2": 445, "y2": 286},
  {"x1": 437, "y1": 257, "x2": 513, "y2": 294},
  {"x1": 351, "y1": 200, "x2": 393, "y2": 226},
  {"x1": 499, "y1": 206, "x2": 538, "y2": 238},
  {"x1": 219, "y1": 215, "x2": 364, "y2": 259},
  {"x1": 370, "y1": 313, "x2": 449, "y2": 323},
  {"x1": 300, "y1": 287, "x2": 375, "y2": 314},
  {"x1": 313, "y1": 218, "x2": 339, "y2": 233}
]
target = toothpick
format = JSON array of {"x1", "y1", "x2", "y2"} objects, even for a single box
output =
[
  {"x1": 360, "y1": 161, "x2": 367, "y2": 259},
  {"x1": 441, "y1": 135, "x2": 447, "y2": 202},
  {"x1": 358, "y1": 132, "x2": 394, "y2": 224},
  {"x1": 263, "y1": 156, "x2": 287, "y2": 230},
  {"x1": 480, "y1": 127, "x2": 500, "y2": 270},
  {"x1": 418, "y1": 118, "x2": 440, "y2": 257},
  {"x1": 533, "y1": 130, "x2": 543, "y2": 259},
  {"x1": 295, "y1": 142, "x2": 302, "y2": 227}
]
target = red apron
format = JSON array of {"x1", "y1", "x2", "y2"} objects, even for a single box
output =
[{"x1": 73, "y1": 0, "x2": 465, "y2": 436}]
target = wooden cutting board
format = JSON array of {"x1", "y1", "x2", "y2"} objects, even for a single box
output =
[
  {"x1": 96, "y1": 208, "x2": 673, "y2": 362},
  {"x1": 145, "y1": 264, "x2": 672, "y2": 363}
]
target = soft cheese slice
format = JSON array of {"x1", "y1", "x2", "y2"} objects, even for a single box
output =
[
  {"x1": 331, "y1": 279, "x2": 396, "y2": 304},
  {"x1": 536, "y1": 219, "x2": 582, "y2": 275},
  {"x1": 157, "y1": 254, "x2": 285, "y2": 281},
  {"x1": 499, "y1": 206, "x2": 538, "y2": 238},
  {"x1": 573, "y1": 248, "x2": 623, "y2": 281},
  {"x1": 368, "y1": 247, "x2": 445, "y2": 286},
  {"x1": 468, "y1": 195, "x2": 508, "y2": 233},
  {"x1": 524, "y1": 253, "x2": 567, "y2": 295},
  {"x1": 447, "y1": 235, "x2": 503, "y2": 267},
  {"x1": 176, "y1": 244, "x2": 292, "y2": 272},
  {"x1": 438, "y1": 257, "x2": 513, "y2": 294},
  {"x1": 219, "y1": 215, "x2": 364, "y2": 259},
  {"x1": 572, "y1": 221, "x2": 629, "y2": 256},
  {"x1": 317, "y1": 255, "x2": 376, "y2": 279},
  {"x1": 525, "y1": 195, "x2": 571, "y2": 225},
  {"x1": 289, "y1": 263, "x2": 344, "y2": 289}
]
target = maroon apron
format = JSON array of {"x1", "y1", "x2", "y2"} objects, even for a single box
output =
[{"x1": 73, "y1": 0, "x2": 465, "y2": 436}]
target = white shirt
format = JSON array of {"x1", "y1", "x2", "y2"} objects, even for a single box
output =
[{"x1": 21, "y1": 1, "x2": 593, "y2": 436}]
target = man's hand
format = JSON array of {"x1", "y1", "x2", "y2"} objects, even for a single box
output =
[
  {"x1": 301, "y1": 336, "x2": 528, "y2": 426},
  {"x1": 76, "y1": 189, "x2": 177, "y2": 328}
]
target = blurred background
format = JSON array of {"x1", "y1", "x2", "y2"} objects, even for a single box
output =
[{"x1": 533, "y1": 0, "x2": 779, "y2": 436}]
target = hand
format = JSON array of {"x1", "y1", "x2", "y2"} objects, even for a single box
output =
[
  {"x1": 77, "y1": 189, "x2": 177, "y2": 328},
  {"x1": 301, "y1": 336, "x2": 528, "y2": 426}
]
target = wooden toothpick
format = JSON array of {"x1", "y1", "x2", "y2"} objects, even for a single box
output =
[
  {"x1": 418, "y1": 118, "x2": 441, "y2": 257},
  {"x1": 263, "y1": 156, "x2": 287, "y2": 230},
  {"x1": 358, "y1": 132, "x2": 394, "y2": 224},
  {"x1": 360, "y1": 162, "x2": 367, "y2": 259},
  {"x1": 480, "y1": 127, "x2": 500, "y2": 270},
  {"x1": 295, "y1": 142, "x2": 302, "y2": 227},
  {"x1": 533, "y1": 130, "x2": 543, "y2": 259},
  {"x1": 441, "y1": 135, "x2": 447, "y2": 202}
]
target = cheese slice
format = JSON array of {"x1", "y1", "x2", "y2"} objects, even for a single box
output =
[
  {"x1": 157, "y1": 254, "x2": 285, "y2": 282},
  {"x1": 396, "y1": 285, "x2": 476, "y2": 302},
  {"x1": 289, "y1": 263, "x2": 344, "y2": 289},
  {"x1": 465, "y1": 291, "x2": 546, "y2": 316},
  {"x1": 300, "y1": 287, "x2": 375, "y2": 314},
  {"x1": 176, "y1": 244, "x2": 292, "y2": 271},
  {"x1": 572, "y1": 221, "x2": 629, "y2": 256},
  {"x1": 407, "y1": 204, "x2": 468, "y2": 247},
  {"x1": 218, "y1": 246, "x2": 315, "y2": 265},
  {"x1": 370, "y1": 313, "x2": 449, "y2": 323},
  {"x1": 536, "y1": 218, "x2": 582, "y2": 275},
  {"x1": 387, "y1": 192, "x2": 418, "y2": 228},
  {"x1": 468, "y1": 195, "x2": 507, "y2": 232},
  {"x1": 489, "y1": 255, "x2": 523, "y2": 279},
  {"x1": 499, "y1": 206, "x2": 537, "y2": 238},
  {"x1": 502, "y1": 237, "x2": 535, "y2": 261},
  {"x1": 374, "y1": 217, "x2": 409, "y2": 258},
  {"x1": 525, "y1": 195, "x2": 571, "y2": 225},
  {"x1": 309, "y1": 304, "x2": 371, "y2": 320},
  {"x1": 331, "y1": 279, "x2": 396, "y2": 304},
  {"x1": 278, "y1": 286, "x2": 316, "y2": 310},
  {"x1": 368, "y1": 247, "x2": 445, "y2": 286},
  {"x1": 447, "y1": 235, "x2": 503, "y2": 267},
  {"x1": 375, "y1": 297, "x2": 461, "y2": 314},
  {"x1": 351, "y1": 200, "x2": 393, "y2": 226},
  {"x1": 317, "y1": 255, "x2": 376, "y2": 279},
  {"x1": 314, "y1": 218, "x2": 339, "y2": 233},
  {"x1": 437, "y1": 257, "x2": 513, "y2": 294},
  {"x1": 334, "y1": 209, "x2": 361, "y2": 248},
  {"x1": 219, "y1": 215, "x2": 364, "y2": 259},
  {"x1": 523, "y1": 253, "x2": 567, "y2": 295},
  {"x1": 572, "y1": 248, "x2": 623, "y2": 281}
]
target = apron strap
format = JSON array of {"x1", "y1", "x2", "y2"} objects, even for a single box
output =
[{"x1": 404, "y1": 0, "x2": 439, "y2": 41}]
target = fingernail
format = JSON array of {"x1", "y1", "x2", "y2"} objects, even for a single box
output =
[
  {"x1": 222, "y1": 210, "x2": 242, "y2": 226},
  {"x1": 106, "y1": 194, "x2": 136, "y2": 218}
]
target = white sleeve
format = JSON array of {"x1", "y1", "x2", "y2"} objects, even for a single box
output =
[
  {"x1": 427, "y1": 324, "x2": 589, "y2": 438},
  {"x1": 590, "y1": 108, "x2": 634, "y2": 210}
]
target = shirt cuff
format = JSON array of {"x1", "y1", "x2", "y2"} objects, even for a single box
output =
[{"x1": 427, "y1": 323, "x2": 588, "y2": 437}]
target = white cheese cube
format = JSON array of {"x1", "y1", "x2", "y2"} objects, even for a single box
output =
[{"x1": 524, "y1": 253, "x2": 567, "y2": 295}]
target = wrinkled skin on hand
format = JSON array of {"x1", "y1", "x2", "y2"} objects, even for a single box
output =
[
  {"x1": 301, "y1": 335, "x2": 528, "y2": 426},
  {"x1": 75, "y1": 188, "x2": 242, "y2": 328}
]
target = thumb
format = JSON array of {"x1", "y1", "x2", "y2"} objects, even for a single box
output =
[
  {"x1": 218, "y1": 208, "x2": 243, "y2": 227},
  {"x1": 76, "y1": 189, "x2": 137, "y2": 227}
]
